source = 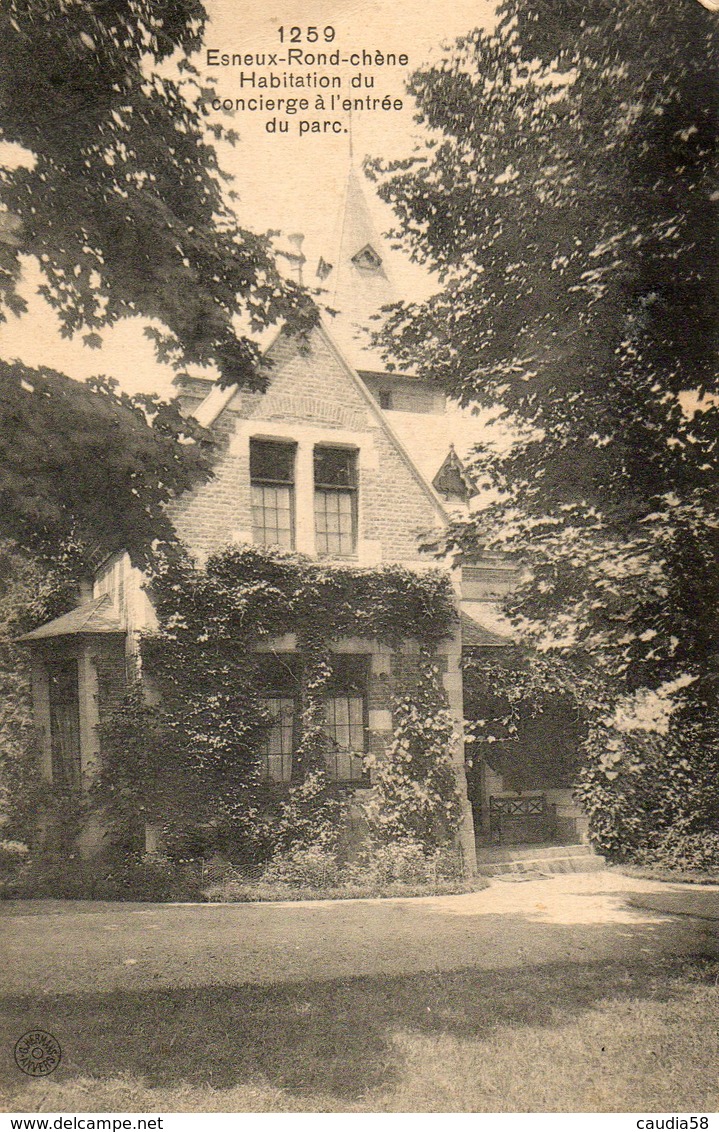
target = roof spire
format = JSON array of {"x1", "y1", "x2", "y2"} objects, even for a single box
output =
[{"x1": 315, "y1": 160, "x2": 401, "y2": 370}]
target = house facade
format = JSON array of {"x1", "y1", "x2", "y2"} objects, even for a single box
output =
[{"x1": 19, "y1": 167, "x2": 587, "y2": 863}]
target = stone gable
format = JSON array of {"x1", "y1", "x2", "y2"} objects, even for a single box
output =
[{"x1": 169, "y1": 324, "x2": 447, "y2": 565}]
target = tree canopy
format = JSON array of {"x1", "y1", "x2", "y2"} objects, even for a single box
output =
[
  {"x1": 0, "y1": 360, "x2": 213, "y2": 566},
  {"x1": 372, "y1": 0, "x2": 719, "y2": 848},
  {"x1": 1, "y1": 0, "x2": 316, "y2": 385},
  {"x1": 0, "y1": 1, "x2": 320, "y2": 564}
]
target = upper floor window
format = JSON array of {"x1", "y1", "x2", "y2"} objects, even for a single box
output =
[
  {"x1": 378, "y1": 389, "x2": 393, "y2": 410},
  {"x1": 250, "y1": 439, "x2": 296, "y2": 549},
  {"x1": 314, "y1": 446, "x2": 358, "y2": 557}
]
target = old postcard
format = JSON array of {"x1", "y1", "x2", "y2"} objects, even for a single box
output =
[{"x1": 0, "y1": 0, "x2": 717, "y2": 1121}]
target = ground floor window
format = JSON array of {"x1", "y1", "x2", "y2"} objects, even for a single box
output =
[
  {"x1": 48, "y1": 657, "x2": 82, "y2": 790},
  {"x1": 259, "y1": 695, "x2": 295, "y2": 783},
  {"x1": 323, "y1": 655, "x2": 368, "y2": 783},
  {"x1": 256, "y1": 653, "x2": 368, "y2": 783}
]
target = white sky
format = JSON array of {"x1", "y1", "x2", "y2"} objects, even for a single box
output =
[{"x1": 0, "y1": 0, "x2": 496, "y2": 399}]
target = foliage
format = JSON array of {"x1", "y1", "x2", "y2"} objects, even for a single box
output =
[
  {"x1": 575, "y1": 720, "x2": 719, "y2": 859},
  {"x1": 625, "y1": 829, "x2": 719, "y2": 876},
  {"x1": 269, "y1": 771, "x2": 350, "y2": 855},
  {"x1": 372, "y1": 0, "x2": 718, "y2": 850},
  {"x1": 260, "y1": 843, "x2": 342, "y2": 890},
  {"x1": 148, "y1": 543, "x2": 458, "y2": 648},
  {"x1": 0, "y1": 1, "x2": 318, "y2": 567},
  {"x1": 9, "y1": 847, "x2": 205, "y2": 902},
  {"x1": 203, "y1": 840, "x2": 471, "y2": 901},
  {"x1": 0, "y1": 837, "x2": 29, "y2": 889},
  {"x1": 97, "y1": 544, "x2": 458, "y2": 863},
  {"x1": 0, "y1": 363, "x2": 215, "y2": 565},
  {"x1": 364, "y1": 654, "x2": 464, "y2": 849},
  {"x1": 0, "y1": 539, "x2": 89, "y2": 851},
  {"x1": 347, "y1": 839, "x2": 464, "y2": 885},
  {"x1": 0, "y1": 0, "x2": 316, "y2": 382}
]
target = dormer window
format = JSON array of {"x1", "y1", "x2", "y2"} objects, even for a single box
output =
[
  {"x1": 351, "y1": 243, "x2": 382, "y2": 271},
  {"x1": 250, "y1": 439, "x2": 296, "y2": 549},
  {"x1": 314, "y1": 446, "x2": 358, "y2": 557},
  {"x1": 432, "y1": 446, "x2": 476, "y2": 503}
]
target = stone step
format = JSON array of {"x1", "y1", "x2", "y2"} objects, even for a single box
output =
[
  {"x1": 473, "y1": 842, "x2": 605, "y2": 877},
  {"x1": 475, "y1": 842, "x2": 594, "y2": 863}
]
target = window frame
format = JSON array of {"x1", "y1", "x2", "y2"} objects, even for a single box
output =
[
  {"x1": 47, "y1": 656, "x2": 82, "y2": 791},
  {"x1": 250, "y1": 438, "x2": 297, "y2": 550},
  {"x1": 255, "y1": 653, "x2": 370, "y2": 785},
  {"x1": 258, "y1": 693, "x2": 296, "y2": 783},
  {"x1": 313, "y1": 445, "x2": 359, "y2": 558},
  {"x1": 255, "y1": 653, "x2": 300, "y2": 784},
  {"x1": 322, "y1": 654, "x2": 369, "y2": 784}
]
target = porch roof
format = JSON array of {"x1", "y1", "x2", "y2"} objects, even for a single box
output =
[{"x1": 17, "y1": 594, "x2": 124, "y2": 642}]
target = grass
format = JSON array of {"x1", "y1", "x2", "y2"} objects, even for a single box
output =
[
  {"x1": 203, "y1": 876, "x2": 489, "y2": 902},
  {"x1": 2, "y1": 955, "x2": 717, "y2": 1113}
]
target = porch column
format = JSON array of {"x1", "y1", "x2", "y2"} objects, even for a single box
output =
[
  {"x1": 77, "y1": 646, "x2": 101, "y2": 783},
  {"x1": 442, "y1": 627, "x2": 478, "y2": 875}
]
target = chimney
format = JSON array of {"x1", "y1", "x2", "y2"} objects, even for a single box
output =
[
  {"x1": 286, "y1": 232, "x2": 306, "y2": 285},
  {"x1": 271, "y1": 230, "x2": 306, "y2": 286}
]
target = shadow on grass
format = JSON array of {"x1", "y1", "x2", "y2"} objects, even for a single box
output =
[{"x1": 1, "y1": 955, "x2": 717, "y2": 1101}]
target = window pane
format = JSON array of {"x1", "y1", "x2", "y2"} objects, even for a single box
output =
[
  {"x1": 314, "y1": 447, "x2": 357, "y2": 488},
  {"x1": 253, "y1": 484, "x2": 294, "y2": 548},
  {"x1": 259, "y1": 696, "x2": 294, "y2": 782},
  {"x1": 331, "y1": 750, "x2": 366, "y2": 783},
  {"x1": 322, "y1": 658, "x2": 368, "y2": 782},
  {"x1": 315, "y1": 489, "x2": 356, "y2": 555},
  {"x1": 250, "y1": 440, "x2": 295, "y2": 484},
  {"x1": 334, "y1": 697, "x2": 350, "y2": 729},
  {"x1": 48, "y1": 659, "x2": 81, "y2": 790},
  {"x1": 326, "y1": 694, "x2": 365, "y2": 751}
]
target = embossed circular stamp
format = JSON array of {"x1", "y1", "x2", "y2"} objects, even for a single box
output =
[{"x1": 14, "y1": 1030, "x2": 62, "y2": 1077}]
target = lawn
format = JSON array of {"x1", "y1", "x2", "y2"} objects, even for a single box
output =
[
  {"x1": 2, "y1": 957, "x2": 717, "y2": 1112},
  {"x1": 1, "y1": 878, "x2": 718, "y2": 1113}
]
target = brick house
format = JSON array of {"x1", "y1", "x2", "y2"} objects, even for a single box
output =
[{"x1": 19, "y1": 168, "x2": 587, "y2": 862}]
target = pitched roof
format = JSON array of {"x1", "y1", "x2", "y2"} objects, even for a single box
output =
[
  {"x1": 460, "y1": 609, "x2": 513, "y2": 649},
  {"x1": 313, "y1": 323, "x2": 450, "y2": 524},
  {"x1": 190, "y1": 320, "x2": 450, "y2": 525},
  {"x1": 18, "y1": 594, "x2": 124, "y2": 642},
  {"x1": 327, "y1": 168, "x2": 396, "y2": 304}
]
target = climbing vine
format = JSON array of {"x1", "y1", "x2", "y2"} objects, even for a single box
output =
[
  {"x1": 97, "y1": 544, "x2": 459, "y2": 864},
  {"x1": 364, "y1": 651, "x2": 464, "y2": 847}
]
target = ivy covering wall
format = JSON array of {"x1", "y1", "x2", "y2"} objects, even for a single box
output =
[{"x1": 97, "y1": 544, "x2": 463, "y2": 865}]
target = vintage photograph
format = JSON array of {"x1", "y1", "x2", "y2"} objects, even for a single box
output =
[{"x1": 0, "y1": 0, "x2": 717, "y2": 1117}]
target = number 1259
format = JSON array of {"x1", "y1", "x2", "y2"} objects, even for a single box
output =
[{"x1": 278, "y1": 26, "x2": 336, "y2": 43}]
